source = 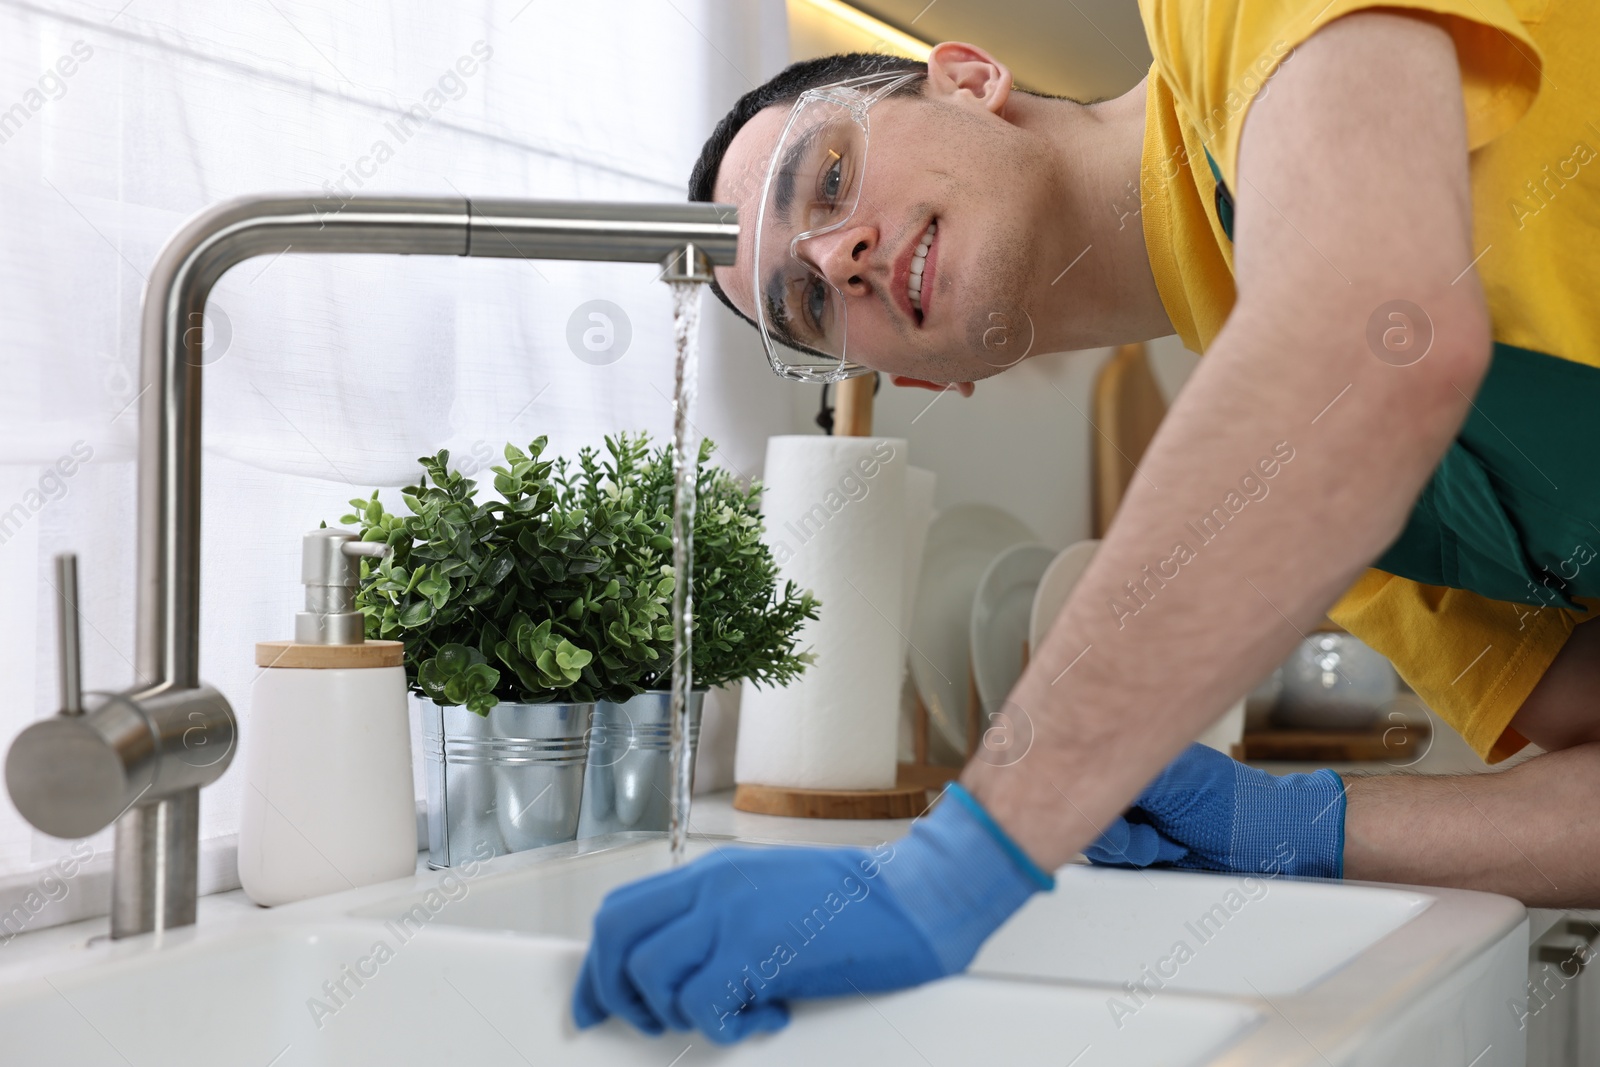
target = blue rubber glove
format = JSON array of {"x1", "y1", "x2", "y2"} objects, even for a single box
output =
[
  {"x1": 1084, "y1": 742, "x2": 1346, "y2": 878},
  {"x1": 572, "y1": 784, "x2": 1053, "y2": 1044}
]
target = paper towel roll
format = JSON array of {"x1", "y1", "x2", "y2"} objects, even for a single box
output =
[
  {"x1": 737, "y1": 436, "x2": 907, "y2": 790},
  {"x1": 897, "y1": 467, "x2": 937, "y2": 762},
  {"x1": 899, "y1": 466, "x2": 937, "y2": 645}
]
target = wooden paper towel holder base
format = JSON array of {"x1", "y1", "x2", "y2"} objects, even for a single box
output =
[{"x1": 733, "y1": 775, "x2": 933, "y2": 820}]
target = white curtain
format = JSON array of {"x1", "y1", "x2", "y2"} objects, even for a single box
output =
[{"x1": 0, "y1": 0, "x2": 793, "y2": 883}]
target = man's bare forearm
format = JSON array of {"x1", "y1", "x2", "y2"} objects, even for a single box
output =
[
  {"x1": 1344, "y1": 744, "x2": 1600, "y2": 907},
  {"x1": 962, "y1": 311, "x2": 1482, "y2": 868}
]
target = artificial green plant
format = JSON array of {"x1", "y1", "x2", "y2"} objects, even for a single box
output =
[
  {"x1": 340, "y1": 437, "x2": 674, "y2": 713},
  {"x1": 337, "y1": 432, "x2": 818, "y2": 716}
]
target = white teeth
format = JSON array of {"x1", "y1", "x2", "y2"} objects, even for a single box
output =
[{"x1": 909, "y1": 220, "x2": 936, "y2": 312}]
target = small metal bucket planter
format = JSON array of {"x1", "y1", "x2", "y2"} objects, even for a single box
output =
[
  {"x1": 577, "y1": 690, "x2": 704, "y2": 839},
  {"x1": 421, "y1": 699, "x2": 594, "y2": 869}
]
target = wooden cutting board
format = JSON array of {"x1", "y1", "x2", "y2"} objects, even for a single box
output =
[{"x1": 1238, "y1": 722, "x2": 1431, "y2": 762}]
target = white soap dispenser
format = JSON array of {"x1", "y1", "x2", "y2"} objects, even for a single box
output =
[{"x1": 239, "y1": 528, "x2": 417, "y2": 906}]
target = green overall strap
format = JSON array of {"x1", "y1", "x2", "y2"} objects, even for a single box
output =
[
  {"x1": 1203, "y1": 146, "x2": 1235, "y2": 243},
  {"x1": 1197, "y1": 147, "x2": 1592, "y2": 608},
  {"x1": 1375, "y1": 342, "x2": 1600, "y2": 609}
]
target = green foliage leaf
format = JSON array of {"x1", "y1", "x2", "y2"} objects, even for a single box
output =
[{"x1": 399, "y1": 599, "x2": 434, "y2": 628}]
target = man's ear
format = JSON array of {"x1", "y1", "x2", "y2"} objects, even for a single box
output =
[
  {"x1": 924, "y1": 41, "x2": 1012, "y2": 116},
  {"x1": 889, "y1": 375, "x2": 975, "y2": 397}
]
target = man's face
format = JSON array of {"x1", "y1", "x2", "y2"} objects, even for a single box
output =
[{"x1": 714, "y1": 86, "x2": 1065, "y2": 385}]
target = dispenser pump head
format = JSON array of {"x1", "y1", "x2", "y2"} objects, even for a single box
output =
[{"x1": 296, "y1": 529, "x2": 390, "y2": 645}]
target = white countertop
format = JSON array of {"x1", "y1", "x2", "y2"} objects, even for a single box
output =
[{"x1": 0, "y1": 791, "x2": 903, "y2": 969}]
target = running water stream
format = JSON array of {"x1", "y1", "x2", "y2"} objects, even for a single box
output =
[{"x1": 666, "y1": 280, "x2": 702, "y2": 864}]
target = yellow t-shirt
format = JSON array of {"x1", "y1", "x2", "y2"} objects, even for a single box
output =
[{"x1": 1137, "y1": 0, "x2": 1598, "y2": 761}]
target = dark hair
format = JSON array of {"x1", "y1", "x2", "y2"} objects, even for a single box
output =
[{"x1": 688, "y1": 53, "x2": 928, "y2": 342}]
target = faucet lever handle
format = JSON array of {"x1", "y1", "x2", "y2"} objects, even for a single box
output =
[{"x1": 54, "y1": 552, "x2": 83, "y2": 716}]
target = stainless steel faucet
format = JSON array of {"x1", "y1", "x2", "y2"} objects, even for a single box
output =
[{"x1": 5, "y1": 195, "x2": 736, "y2": 939}]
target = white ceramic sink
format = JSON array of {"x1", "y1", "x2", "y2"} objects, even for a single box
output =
[
  {"x1": 974, "y1": 864, "x2": 1431, "y2": 995},
  {"x1": 0, "y1": 819, "x2": 1529, "y2": 1067},
  {"x1": 355, "y1": 839, "x2": 1430, "y2": 996},
  {"x1": 0, "y1": 920, "x2": 1257, "y2": 1066}
]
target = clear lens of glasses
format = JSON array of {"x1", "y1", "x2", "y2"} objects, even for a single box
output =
[{"x1": 753, "y1": 72, "x2": 923, "y2": 382}]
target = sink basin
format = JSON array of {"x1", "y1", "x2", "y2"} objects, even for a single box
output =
[
  {"x1": 0, "y1": 919, "x2": 1256, "y2": 1066},
  {"x1": 0, "y1": 827, "x2": 1528, "y2": 1066},
  {"x1": 973, "y1": 865, "x2": 1431, "y2": 995},
  {"x1": 358, "y1": 839, "x2": 1430, "y2": 996},
  {"x1": 354, "y1": 835, "x2": 1529, "y2": 1066}
]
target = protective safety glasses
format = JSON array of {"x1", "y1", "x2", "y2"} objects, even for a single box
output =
[{"x1": 753, "y1": 70, "x2": 925, "y2": 383}]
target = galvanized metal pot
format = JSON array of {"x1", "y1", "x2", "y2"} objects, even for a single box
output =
[
  {"x1": 421, "y1": 699, "x2": 593, "y2": 869},
  {"x1": 577, "y1": 690, "x2": 704, "y2": 839}
]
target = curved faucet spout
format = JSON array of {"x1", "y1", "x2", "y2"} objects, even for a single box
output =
[{"x1": 139, "y1": 194, "x2": 736, "y2": 692}]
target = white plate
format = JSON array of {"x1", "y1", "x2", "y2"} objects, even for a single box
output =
[
  {"x1": 1028, "y1": 539, "x2": 1100, "y2": 651},
  {"x1": 1025, "y1": 538, "x2": 1245, "y2": 753},
  {"x1": 910, "y1": 505, "x2": 1037, "y2": 758},
  {"x1": 970, "y1": 544, "x2": 1057, "y2": 715}
]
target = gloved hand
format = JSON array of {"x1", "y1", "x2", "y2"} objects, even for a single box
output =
[
  {"x1": 572, "y1": 783, "x2": 1053, "y2": 1044},
  {"x1": 1084, "y1": 742, "x2": 1346, "y2": 878}
]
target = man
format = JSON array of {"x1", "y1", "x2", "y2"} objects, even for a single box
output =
[{"x1": 574, "y1": 0, "x2": 1600, "y2": 1044}]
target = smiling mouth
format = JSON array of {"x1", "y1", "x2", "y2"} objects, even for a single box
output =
[{"x1": 909, "y1": 219, "x2": 936, "y2": 323}]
